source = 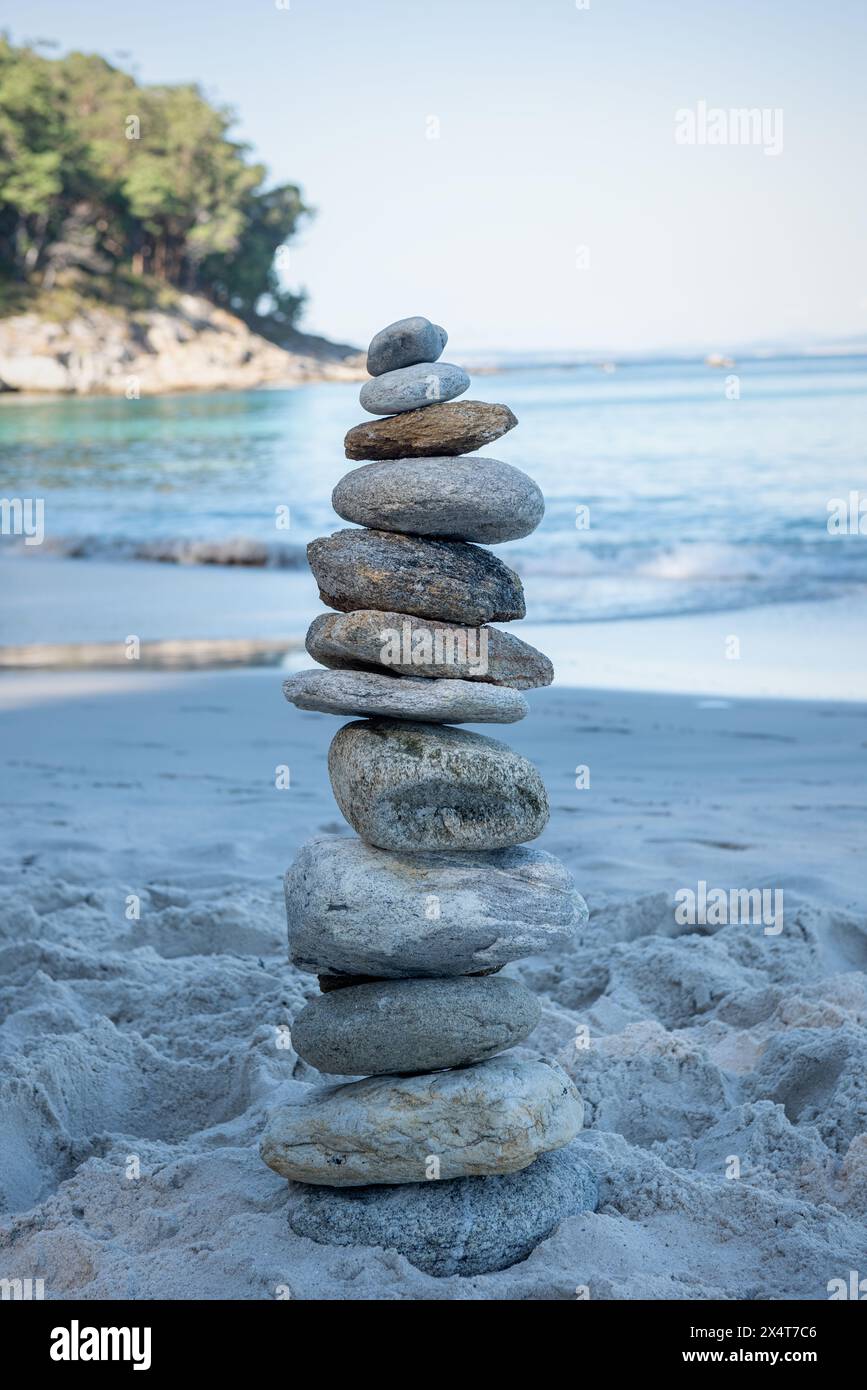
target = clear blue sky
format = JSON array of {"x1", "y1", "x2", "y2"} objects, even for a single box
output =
[{"x1": 13, "y1": 0, "x2": 867, "y2": 353}]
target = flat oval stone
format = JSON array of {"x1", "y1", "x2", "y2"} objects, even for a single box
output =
[
  {"x1": 359, "y1": 362, "x2": 470, "y2": 416},
  {"x1": 306, "y1": 610, "x2": 554, "y2": 689},
  {"x1": 286, "y1": 836, "x2": 588, "y2": 979},
  {"x1": 307, "y1": 530, "x2": 525, "y2": 625},
  {"x1": 288, "y1": 1142, "x2": 598, "y2": 1277},
  {"x1": 345, "y1": 400, "x2": 517, "y2": 459},
  {"x1": 327, "y1": 718, "x2": 549, "y2": 851},
  {"x1": 259, "y1": 1056, "x2": 583, "y2": 1185},
  {"x1": 292, "y1": 976, "x2": 540, "y2": 1075},
  {"x1": 367, "y1": 316, "x2": 447, "y2": 376},
  {"x1": 332, "y1": 456, "x2": 544, "y2": 544},
  {"x1": 283, "y1": 669, "x2": 527, "y2": 724}
]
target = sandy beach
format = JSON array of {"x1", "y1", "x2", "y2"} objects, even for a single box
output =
[
  {"x1": 1, "y1": 664, "x2": 865, "y2": 1299},
  {"x1": 2, "y1": 0, "x2": 866, "y2": 1323}
]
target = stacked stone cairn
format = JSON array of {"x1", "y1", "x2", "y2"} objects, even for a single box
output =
[{"x1": 260, "y1": 316, "x2": 597, "y2": 1277}]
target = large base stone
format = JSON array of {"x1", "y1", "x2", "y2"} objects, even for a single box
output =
[{"x1": 288, "y1": 1143, "x2": 598, "y2": 1277}]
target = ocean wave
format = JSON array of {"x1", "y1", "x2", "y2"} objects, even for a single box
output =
[
  {"x1": 4, "y1": 531, "x2": 866, "y2": 625},
  {"x1": 1, "y1": 533, "x2": 308, "y2": 568},
  {"x1": 505, "y1": 537, "x2": 867, "y2": 622},
  {"x1": 637, "y1": 542, "x2": 766, "y2": 582},
  {"x1": 510, "y1": 537, "x2": 867, "y2": 585}
]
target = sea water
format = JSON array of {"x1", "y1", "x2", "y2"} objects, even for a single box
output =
[{"x1": 1, "y1": 355, "x2": 865, "y2": 645}]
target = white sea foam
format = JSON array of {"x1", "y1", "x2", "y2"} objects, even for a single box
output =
[{"x1": 1, "y1": 533, "x2": 307, "y2": 568}]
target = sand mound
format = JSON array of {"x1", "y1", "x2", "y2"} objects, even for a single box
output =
[{"x1": 2, "y1": 863, "x2": 865, "y2": 1300}]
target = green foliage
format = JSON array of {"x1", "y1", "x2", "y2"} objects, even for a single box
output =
[
  {"x1": 0, "y1": 36, "x2": 309, "y2": 327},
  {"x1": 202, "y1": 182, "x2": 307, "y2": 325}
]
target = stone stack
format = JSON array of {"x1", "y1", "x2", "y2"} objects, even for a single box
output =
[{"x1": 260, "y1": 316, "x2": 597, "y2": 1278}]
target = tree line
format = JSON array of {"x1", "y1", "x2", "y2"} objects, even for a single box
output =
[{"x1": 0, "y1": 36, "x2": 308, "y2": 331}]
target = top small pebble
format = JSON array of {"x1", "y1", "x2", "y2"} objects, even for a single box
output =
[{"x1": 367, "y1": 316, "x2": 448, "y2": 376}]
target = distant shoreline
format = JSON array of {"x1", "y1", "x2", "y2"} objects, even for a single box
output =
[
  {"x1": 3, "y1": 320, "x2": 865, "y2": 399},
  {"x1": 459, "y1": 347, "x2": 867, "y2": 372}
]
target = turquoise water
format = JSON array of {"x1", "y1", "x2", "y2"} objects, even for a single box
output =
[{"x1": 2, "y1": 356, "x2": 866, "y2": 629}]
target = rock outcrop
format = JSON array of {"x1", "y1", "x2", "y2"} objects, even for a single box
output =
[{"x1": 0, "y1": 294, "x2": 364, "y2": 396}]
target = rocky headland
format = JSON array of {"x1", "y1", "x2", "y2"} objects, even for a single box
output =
[{"x1": 0, "y1": 293, "x2": 365, "y2": 396}]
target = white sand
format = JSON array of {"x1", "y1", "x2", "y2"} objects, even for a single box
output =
[
  {"x1": 521, "y1": 591, "x2": 867, "y2": 702},
  {"x1": 1, "y1": 666, "x2": 866, "y2": 1299}
]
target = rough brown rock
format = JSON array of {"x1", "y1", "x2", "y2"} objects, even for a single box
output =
[{"x1": 344, "y1": 400, "x2": 518, "y2": 459}]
